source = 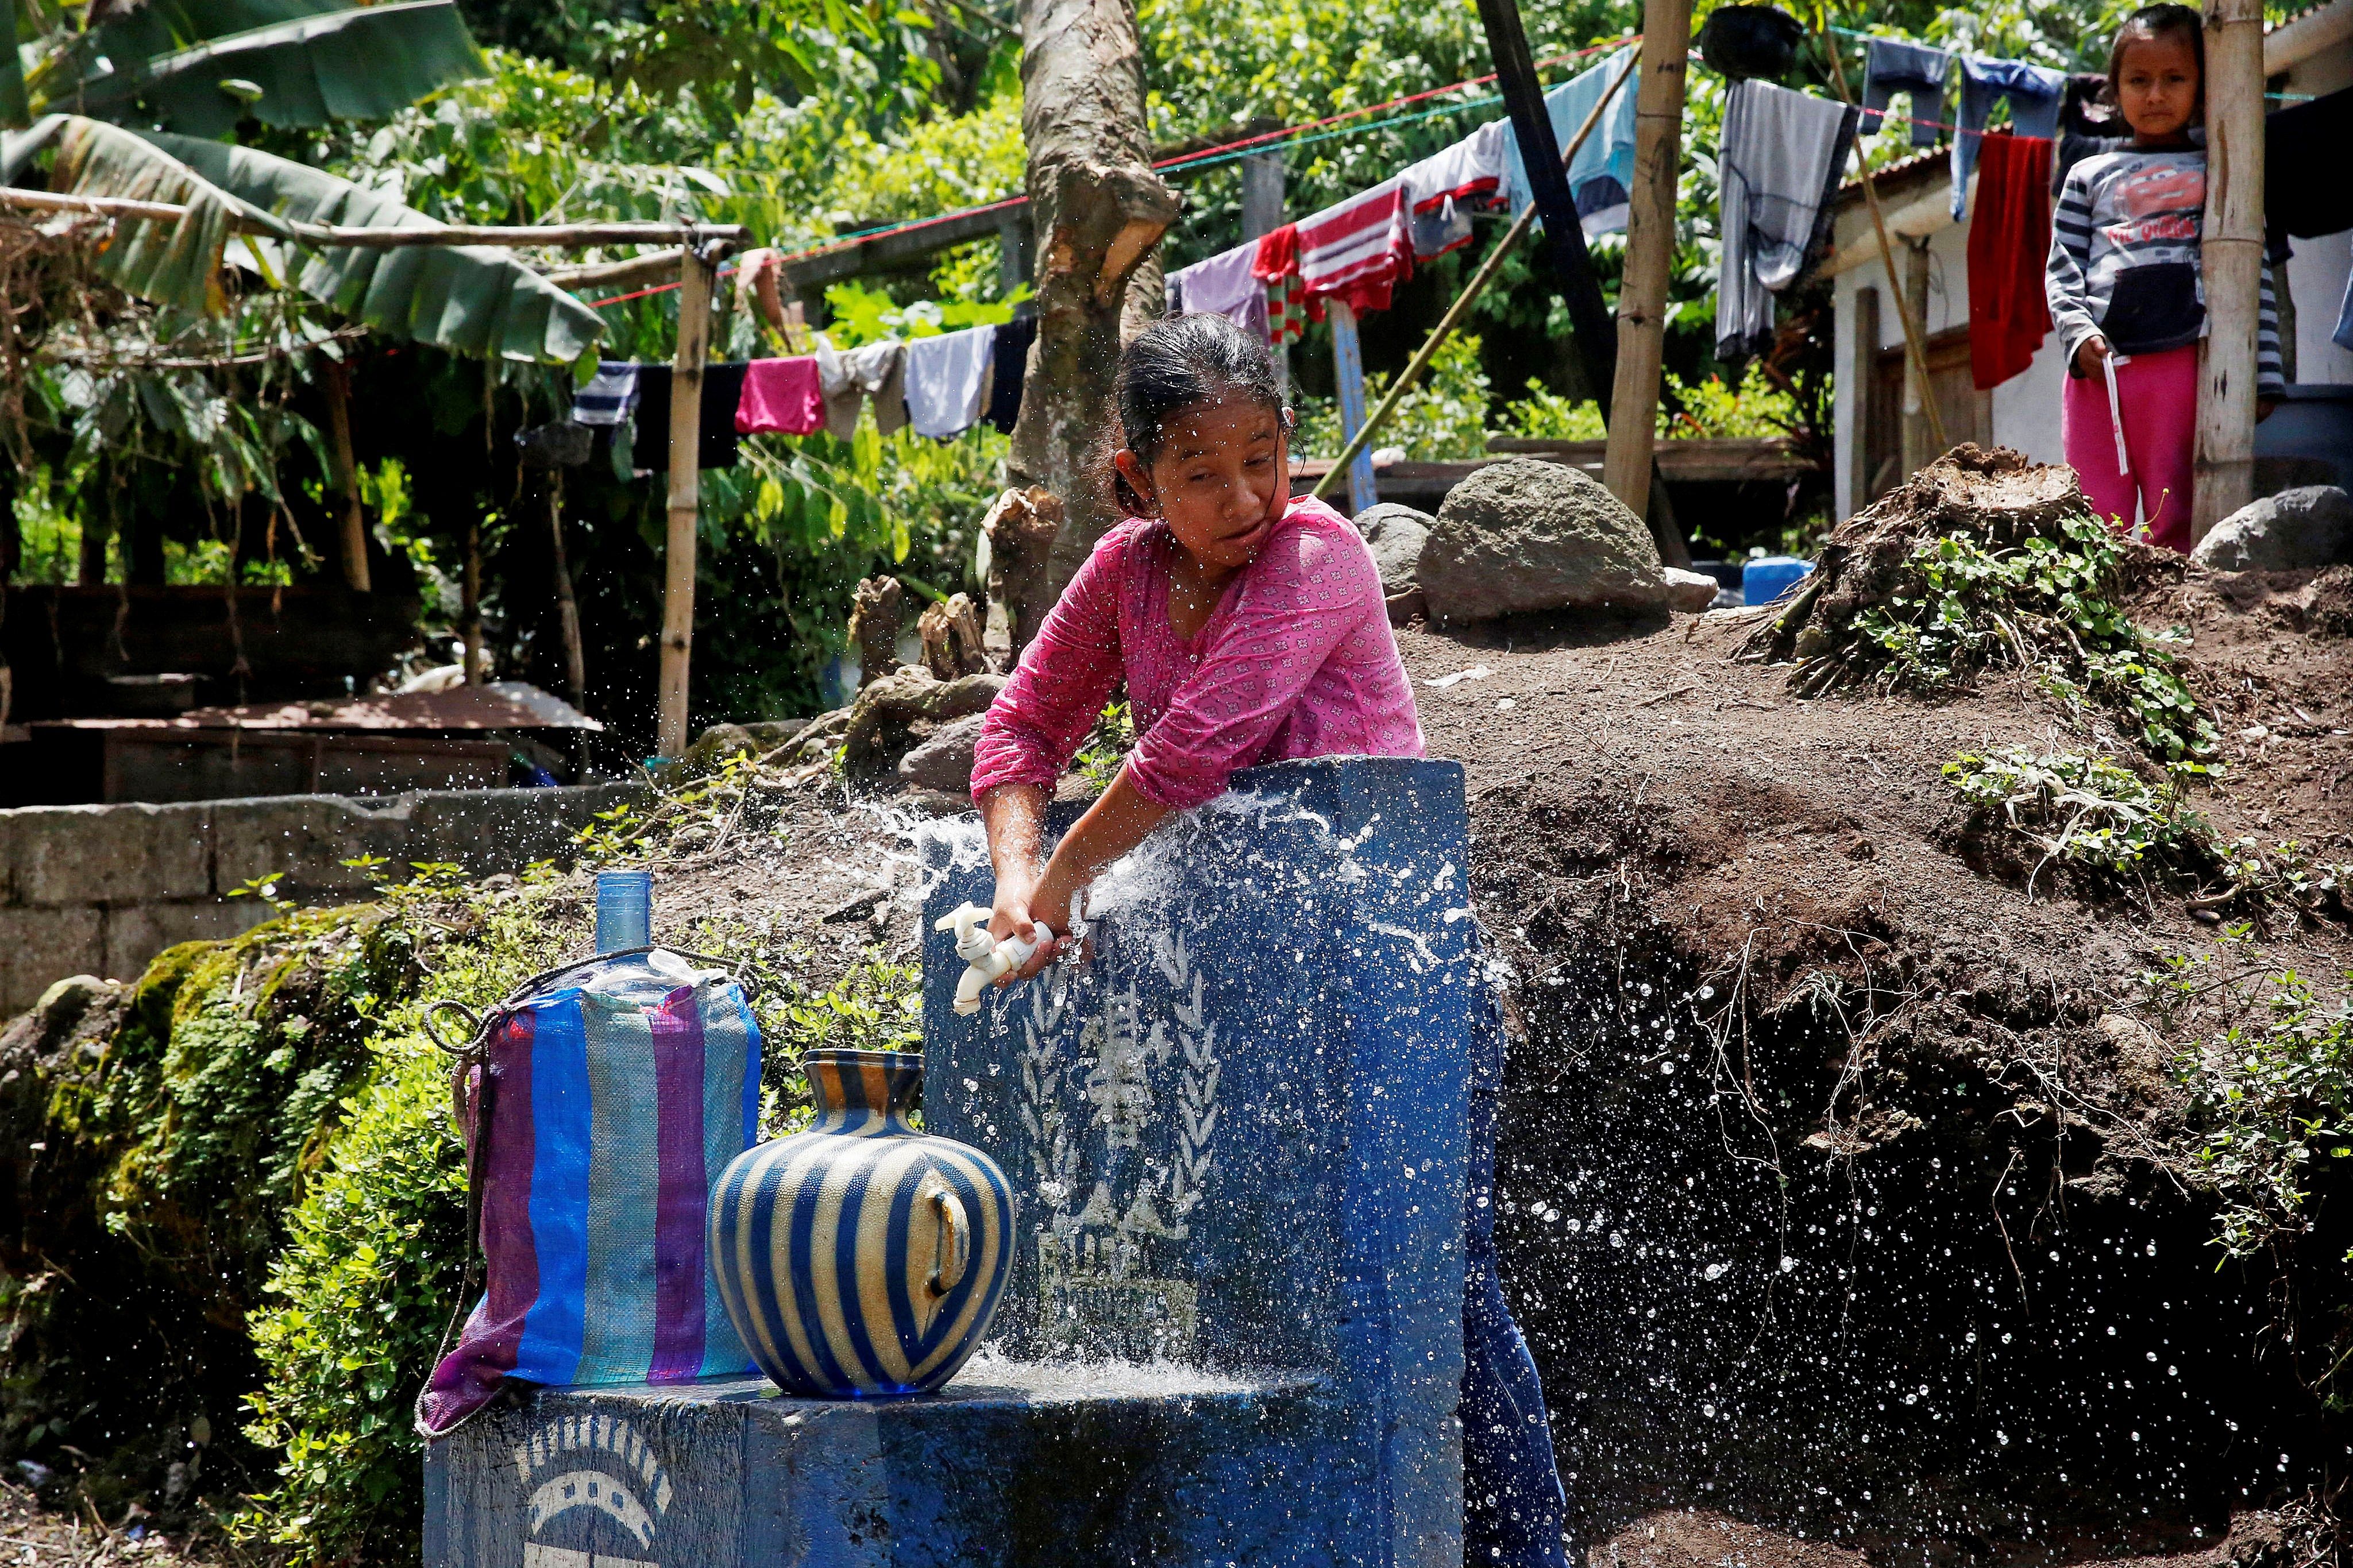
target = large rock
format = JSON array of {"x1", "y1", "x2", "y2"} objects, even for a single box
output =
[
  {"x1": 897, "y1": 712, "x2": 989, "y2": 794},
  {"x1": 1417, "y1": 460, "x2": 1667, "y2": 621},
  {"x1": 2193, "y1": 485, "x2": 2353, "y2": 572},
  {"x1": 1352, "y1": 504, "x2": 1433, "y2": 594}
]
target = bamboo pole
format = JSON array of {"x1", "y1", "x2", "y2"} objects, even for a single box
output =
[
  {"x1": 657, "y1": 243, "x2": 718, "y2": 759},
  {"x1": 1818, "y1": 26, "x2": 1949, "y2": 457},
  {"x1": 545, "y1": 249, "x2": 685, "y2": 289},
  {"x1": 1310, "y1": 47, "x2": 1640, "y2": 503},
  {"x1": 2192, "y1": 0, "x2": 2264, "y2": 540},
  {"x1": 321, "y1": 358, "x2": 371, "y2": 593},
  {"x1": 0, "y1": 189, "x2": 743, "y2": 250},
  {"x1": 1601, "y1": 0, "x2": 1690, "y2": 517}
]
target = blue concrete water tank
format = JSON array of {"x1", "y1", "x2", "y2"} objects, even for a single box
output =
[{"x1": 1743, "y1": 554, "x2": 1813, "y2": 605}]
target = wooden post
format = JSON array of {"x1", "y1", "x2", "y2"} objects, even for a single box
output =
[
  {"x1": 1328, "y1": 300, "x2": 1378, "y2": 516},
  {"x1": 1900, "y1": 237, "x2": 1935, "y2": 479},
  {"x1": 461, "y1": 519, "x2": 483, "y2": 683},
  {"x1": 322, "y1": 359, "x2": 371, "y2": 593},
  {"x1": 1241, "y1": 153, "x2": 1287, "y2": 394},
  {"x1": 547, "y1": 468, "x2": 587, "y2": 714},
  {"x1": 1849, "y1": 285, "x2": 1880, "y2": 515},
  {"x1": 658, "y1": 243, "x2": 717, "y2": 758},
  {"x1": 1602, "y1": 0, "x2": 1689, "y2": 519},
  {"x1": 2193, "y1": 0, "x2": 2264, "y2": 540}
]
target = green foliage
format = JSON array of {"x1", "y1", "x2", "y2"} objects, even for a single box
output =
[
  {"x1": 1294, "y1": 332, "x2": 1491, "y2": 461},
  {"x1": 1074, "y1": 699, "x2": 1137, "y2": 794},
  {"x1": 2169, "y1": 967, "x2": 2353, "y2": 1262},
  {"x1": 1942, "y1": 747, "x2": 2206, "y2": 887},
  {"x1": 771, "y1": 955, "x2": 923, "y2": 1061},
  {"x1": 1496, "y1": 362, "x2": 1807, "y2": 444},
  {"x1": 1945, "y1": 746, "x2": 2353, "y2": 918},
  {"x1": 1849, "y1": 509, "x2": 2221, "y2": 764}
]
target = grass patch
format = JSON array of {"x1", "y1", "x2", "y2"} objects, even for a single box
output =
[{"x1": 1946, "y1": 747, "x2": 2353, "y2": 920}]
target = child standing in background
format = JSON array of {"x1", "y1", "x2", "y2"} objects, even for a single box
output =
[{"x1": 2046, "y1": 3, "x2": 2282, "y2": 553}]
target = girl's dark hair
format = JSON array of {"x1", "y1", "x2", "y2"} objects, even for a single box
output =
[
  {"x1": 1110, "y1": 312, "x2": 1287, "y2": 515},
  {"x1": 2108, "y1": 3, "x2": 2204, "y2": 98}
]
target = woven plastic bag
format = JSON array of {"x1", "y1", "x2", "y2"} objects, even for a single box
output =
[{"x1": 416, "y1": 948, "x2": 763, "y2": 1436}]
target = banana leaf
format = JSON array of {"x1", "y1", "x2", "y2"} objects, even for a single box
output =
[
  {"x1": 148, "y1": 129, "x2": 601, "y2": 362},
  {"x1": 53, "y1": 0, "x2": 485, "y2": 137},
  {"x1": 47, "y1": 117, "x2": 278, "y2": 314},
  {"x1": 34, "y1": 116, "x2": 603, "y2": 362}
]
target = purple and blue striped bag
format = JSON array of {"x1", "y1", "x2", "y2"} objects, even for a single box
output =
[{"x1": 416, "y1": 952, "x2": 763, "y2": 1436}]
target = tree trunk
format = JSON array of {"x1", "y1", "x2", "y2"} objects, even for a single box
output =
[
  {"x1": 850, "y1": 575, "x2": 907, "y2": 688},
  {"x1": 322, "y1": 359, "x2": 372, "y2": 593},
  {"x1": 1008, "y1": 0, "x2": 1181, "y2": 594}
]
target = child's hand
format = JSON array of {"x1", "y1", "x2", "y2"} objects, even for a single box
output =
[
  {"x1": 2258, "y1": 399, "x2": 2278, "y2": 423},
  {"x1": 2074, "y1": 335, "x2": 2111, "y2": 376}
]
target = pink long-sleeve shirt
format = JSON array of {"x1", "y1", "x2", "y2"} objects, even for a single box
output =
[{"x1": 969, "y1": 495, "x2": 1426, "y2": 811}]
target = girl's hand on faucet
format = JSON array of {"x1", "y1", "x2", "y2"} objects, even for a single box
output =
[{"x1": 988, "y1": 875, "x2": 1059, "y2": 986}]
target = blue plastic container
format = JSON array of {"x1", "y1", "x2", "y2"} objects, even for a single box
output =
[
  {"x1": 1743, "y1": 554, "x2": 1813, "y2": 606},
  {"x1": 594, "y1": 868, "x2": 652, "y2": 953}
]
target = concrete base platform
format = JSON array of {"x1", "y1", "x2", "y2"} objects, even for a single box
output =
[{"x1": 425, "y1": 1358, "x2": 1345, "y2": 1567}]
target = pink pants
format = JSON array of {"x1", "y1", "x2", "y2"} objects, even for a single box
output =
[{"x1": 2062, "y1": 342, "x2": 2197, "y2": 553}]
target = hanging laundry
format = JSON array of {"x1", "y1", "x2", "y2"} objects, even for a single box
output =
[
  {"x1": 1291, "y1": 178, "x2": 1414, "y2": 317},
  {"x1": 1267, "y1": 275, "x2": 1307, "y2": 345},
  {"x1": 2267, "y1": 85, "x2": 2353, "y2": 241},
  {"x1": 986, "y1": 314, "x2": 1036, "y2": 436},
  {"x1": 1401, "y1": 119, "x2": 1511, "y2": 259},
  {"x1": 735, "y1": 356, "x2": 824, "y2": 436},
  {"x1": 816, "y1": 338, "x2": 908, "y2": 442},
  {"x1": 1168, "y1": 242, "x2": 1270, "y2": 338},
  {"x1": 903, "y1": 324, "x2": 998, "y2": 441},
  {"x1": 1498, "y1": 46, "x2": 1641, "y2": 236},
  {"x1": 1716, "y1": 78, "x2": 1859, "y2": 362},
  {"x1": 1965, "y1": 130, "x2": 2054, "y2": 389},
  {"x1": 1951, "y1": 56, "x2": 2065, "y2": 219},
  {"x1": 1251, "y1": 223, "x2": 1313, "y2": 343},
  {"x1": 571, "y1": 361, "x2": 639, "y2": 426},
  {"x1": 629, "y1": 363, "x2": 750, "y2": 471},
  {"x1": 1858, "y1": 38, "x2": 1952, "y2": 149}
]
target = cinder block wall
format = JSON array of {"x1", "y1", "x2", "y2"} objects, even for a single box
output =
[{"x1": 0, "y1": 783, "x2": 648, "y2": 1017}]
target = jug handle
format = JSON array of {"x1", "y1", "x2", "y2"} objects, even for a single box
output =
[{"x1": 927, "y1": 1184, "x2": 970, "y2": 1298}]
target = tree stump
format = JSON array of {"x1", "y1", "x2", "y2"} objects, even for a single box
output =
[
  {"x1": 982, "y1": 485, "x2": 1064, "y2": 663},
  {"x1": 849, "y1": 575, "x2": 907, "y2": 688}
]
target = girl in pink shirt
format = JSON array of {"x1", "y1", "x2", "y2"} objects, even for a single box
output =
[{"x1": 970, "y1": 311, "x2": 1424, "y2": 961}]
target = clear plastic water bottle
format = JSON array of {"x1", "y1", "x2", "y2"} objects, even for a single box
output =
[{"x1": 595, "y1": 870, "x2": 653, "y2": 954}]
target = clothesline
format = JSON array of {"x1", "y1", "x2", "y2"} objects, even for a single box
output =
[
  {"x1": 1819, "y1": 20, "x2": 2315, "y2": 102},
  {"x1": 579, "y1": 36, "x2": 1637, "y2": 312}
]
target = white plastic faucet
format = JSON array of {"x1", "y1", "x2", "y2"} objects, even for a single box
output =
[{"x1": 934, "y1": 901, "x2": 1055, "y2": 1014}]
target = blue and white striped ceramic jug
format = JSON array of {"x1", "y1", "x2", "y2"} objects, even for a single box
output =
[{"x1": 707, "y1": 1048, "x2": 1015, "y2": 1397}]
